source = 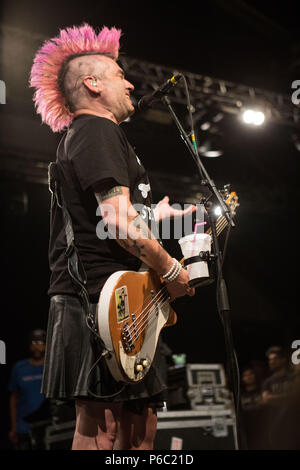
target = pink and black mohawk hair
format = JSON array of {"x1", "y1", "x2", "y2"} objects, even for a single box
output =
[{"x1": 29, "y1": 23, "x2": 121, "y2": 133}]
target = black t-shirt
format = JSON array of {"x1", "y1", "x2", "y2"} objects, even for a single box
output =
[
  {"x1": 262, "y1": 371, "x2": 293, "y2": 395},
  {"x1": 48, "y1": 114, "x2": 155, "y2": 302},
  {"x1": 241, "y1": 389, "x2": 262, "y2": 409}
]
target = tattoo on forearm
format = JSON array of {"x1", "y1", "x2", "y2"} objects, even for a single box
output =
[
  {"x1": 116, "y1": 214, "x2": 156, "y2": 260},
  {"x1": 117, "y1": 239, "x2": 146, "y2": 259},
  {"x1": 96, "y1": 186, "x2": 123, "y2": 202}
]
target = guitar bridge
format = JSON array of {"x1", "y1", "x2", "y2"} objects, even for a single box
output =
[{"x1": 122, "y1": 322, "x2": 134, "y2": 353}]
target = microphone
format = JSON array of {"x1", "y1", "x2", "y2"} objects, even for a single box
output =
[{"x1": 137, "y1": 73, "x2": 183, "y2": 111}]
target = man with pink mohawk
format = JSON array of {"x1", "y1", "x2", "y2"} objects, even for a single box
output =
[{"x1": 30, "y1": 23, "x2": 194, "y2": 450}]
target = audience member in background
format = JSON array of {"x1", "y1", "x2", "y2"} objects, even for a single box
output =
[
  {"x1": 261, "y1": 346, "x2": 293, "y2": 405},
  {"x1": 8, "y1": 329, "x2": 46, "y2": 450},
  {"x1": 260, "y1": 345, "x2": 296, "y2": 449},
  {"x1": 241, "y1": 367, "x2": 262, "y2": 409},
  {"x1": 240, "y1": 365, "x2": 265, "y2": 449}
]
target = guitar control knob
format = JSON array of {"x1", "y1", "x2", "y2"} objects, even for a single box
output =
[
  {"x1": 142, "y1": 360, "x2": 149, "y2": 368},
  {"x1": 136, "y1": 364, "x2": 143, "y2": 372}
]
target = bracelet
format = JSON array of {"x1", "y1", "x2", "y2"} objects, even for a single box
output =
[
  {"x1": 167, "y1": 260, "x2": 182, "y2": 282},
  {"x1": 162, "y1": 258, "x2": 177, "y2": 280},
  {"x1": 162, "y1": 258, "x2": 182, "y2": 283}
]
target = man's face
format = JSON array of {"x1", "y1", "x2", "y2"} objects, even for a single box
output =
[
  {"x1": 29, "y1": 341, "x2": 46, "y2": 360},
  {"x1": 242, "y1": 369, "x2": 256, "y2": 386},
  {"x1": 268, "y1": 353, "x2": 286, "y2": 372},
  {"x1": 97, "y1": 56, "x2": 135, "y2": 123}
]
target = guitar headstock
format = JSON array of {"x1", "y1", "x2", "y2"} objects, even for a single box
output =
[
  {"x1": 225, "y1": 192, "x2": 239, "y2": 217},
  {"x1": 220, "y1": 185, "x2": 240, "y2": 217}
]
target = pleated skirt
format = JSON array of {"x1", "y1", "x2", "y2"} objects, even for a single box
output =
[{"x1": 42, "y1": 295, "x2": 167, "y2": 409}]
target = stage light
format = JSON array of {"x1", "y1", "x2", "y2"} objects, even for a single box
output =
[
  {"x1": 242, "y1": 109, "x2": 255, "y2": 124},
  {"x1": 214, "y1": 206, "x2": 222, "y2": 216},
  {"x1": 253, "y1": 111, "x2": 265, "y2": 126},
  {"x1": 198, "y1": 134, "x2": 223, "y2": 158},
  {"x1": 198, "y1": 140, "x2": 223, "y2": 158},
  {"x1": 199, "y1": 112, "x2": 224, "y2": 131},
  {"x1": 195, "y1": 110, "x2": 224, "y2": 157},
  {"x1": 242, "y1": 109, "x2": 265, "y2": 126}
]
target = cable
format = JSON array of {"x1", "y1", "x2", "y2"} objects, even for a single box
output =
[
  {"x1": 180, "y1": 74, "x2": 206, "y2": 180},
  {"x1": 86, "y1": 348, "x2": 126, "y2": 400},
  {"x1": 82, "y1": 300, "x2": 128, "y2": 399}
]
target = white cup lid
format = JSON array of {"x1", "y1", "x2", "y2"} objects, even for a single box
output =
[{"x1": 179, "y1": 233, "x2": 211, "y2": 245}]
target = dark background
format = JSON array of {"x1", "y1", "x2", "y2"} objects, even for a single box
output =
[{"x1": 0, "y1": 0, "x2": 299, "y2": 448}]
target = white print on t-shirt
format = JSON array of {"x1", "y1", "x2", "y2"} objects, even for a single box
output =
[
  {"x1": 23, "y1": 375, "x2": 43, "y2": 382},
  {"x1": 140, "y1": 204, "x2": 154, "y2": 221},
  {"x1": 138, "y1": 183, "x2": 150, "y2": 199}
]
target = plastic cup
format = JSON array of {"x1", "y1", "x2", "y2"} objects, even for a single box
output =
[{"x1": 179, "y1": 233, "x2": 211, "y2": 287}]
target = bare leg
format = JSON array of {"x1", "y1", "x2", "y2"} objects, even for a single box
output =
[
  {"x1": 72, "y1": 400, "x2": 122, "y2": 450},
  {"x1": 114, "y1": 405, "x2": 158, "y2": 450}
]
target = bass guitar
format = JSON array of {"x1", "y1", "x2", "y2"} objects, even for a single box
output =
[{"x1": 97, "y1": 192, "x2": 239, "y2": 383}]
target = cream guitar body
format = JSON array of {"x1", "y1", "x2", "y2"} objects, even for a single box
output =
[{"x1": 97, "y1": 269, "x2": 176, "y2": 384}]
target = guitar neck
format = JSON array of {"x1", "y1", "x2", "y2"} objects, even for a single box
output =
[{"x1": 205, "y1": 214, "x2": 229, "y2": 243}]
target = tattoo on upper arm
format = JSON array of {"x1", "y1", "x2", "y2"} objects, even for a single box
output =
[{"x1": 95, "y1": 186, "x2": 123, "y2": 202}]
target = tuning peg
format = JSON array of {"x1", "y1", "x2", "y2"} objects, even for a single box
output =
[{"x1": 223, "y1": 184, "x2": 231, "y2": 194}]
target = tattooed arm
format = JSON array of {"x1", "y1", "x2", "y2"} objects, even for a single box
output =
[
  {"x1": 93, "y1": 183, "x2": 194, "y2": 300},
  {"x1": 94, "y1": 183, "x2": 173, "y2": 274}
]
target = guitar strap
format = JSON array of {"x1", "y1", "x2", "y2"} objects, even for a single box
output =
[{"x1": 47, "y1": 161, "x2": 100, "y2": 339}]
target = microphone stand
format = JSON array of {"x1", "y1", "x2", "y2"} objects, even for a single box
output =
[
  {"x1": 162, "y1": 96, "x2": 234, "y2": 228},
  {"x1": 161, "y1": 95, "x2": 242, "y2": 449}
]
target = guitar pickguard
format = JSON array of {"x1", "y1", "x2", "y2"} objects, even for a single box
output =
[{"x1": 118, "y1": 299, "x2": 170, "y2": 381}]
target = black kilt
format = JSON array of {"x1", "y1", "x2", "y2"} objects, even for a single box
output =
[{"x1": 41, "y1": 295, "x2": 167, "y2": 409}]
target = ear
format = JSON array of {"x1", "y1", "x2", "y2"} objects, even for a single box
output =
[{"x1": 83, "y1": 76, "x2": 101, "y2": 94}]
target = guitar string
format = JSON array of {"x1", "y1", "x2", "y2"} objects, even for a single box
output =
[
  {"x1": 125, "y1": 285, "x2": 169, "y2": 338},
  {"x1": 125, "y1": 280, "x2": 167, "y2": 328},
  {"x1": 125, "y1": 283, "x2": 169, "y2": 333},
  {"x1": 126, "y1": 289, "x2": 170, "y2": 342},
  {"x1": 136, "y1": 293, "x2": 170, "y2": 339},
  {"x1": 125, "y1": 216, "x2": 229, "y2": 338},
  {"x1": 132, "y1": 297, "x2": 171, "y2": 344}
]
